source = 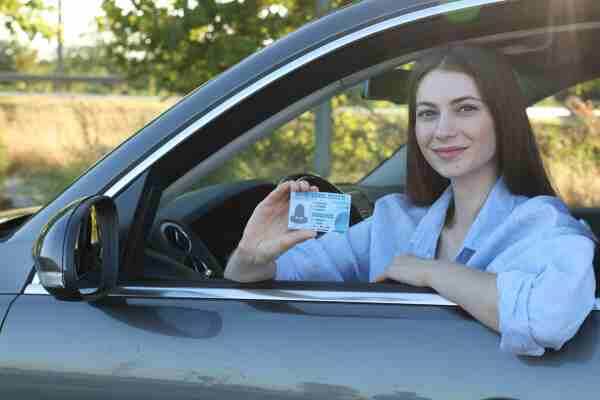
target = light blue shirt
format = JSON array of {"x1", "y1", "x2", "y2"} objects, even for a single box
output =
[{"x1": 275, "y1": 177, "x2": 598, "y2": 356}]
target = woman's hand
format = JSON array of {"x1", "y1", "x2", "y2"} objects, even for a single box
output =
[
  {"x1": 374, "y1": 255, "x2": 434, "y2": 287},
  {"x1": 224, "y1": 180, "x2": 318, "y2": 282}
]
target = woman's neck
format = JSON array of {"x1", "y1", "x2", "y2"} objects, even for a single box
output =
[{"x1": 448, "y1": 169, "x2": 499, "y2": 230}]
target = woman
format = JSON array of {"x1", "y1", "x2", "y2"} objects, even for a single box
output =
[{"x1": 224, "y1": 45, "x2": 597, "y2": 356}]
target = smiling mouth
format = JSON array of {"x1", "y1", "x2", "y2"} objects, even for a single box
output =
[{"x1": 432, "y1": 147, "x2": 467, "y2": 160}]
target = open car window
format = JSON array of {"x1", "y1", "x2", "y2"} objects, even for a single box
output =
[
  {"x1": 188, "y1": 88, "x2": 405, "y2": 188},
  {"x1": 142, "y1": 62, "x2": 412, "y2": 283},
  {"x1": 120, "y1": 4, "x2": 600, "y2": 290}
]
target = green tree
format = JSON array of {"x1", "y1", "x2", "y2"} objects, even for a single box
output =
[
  {"x1": 0, "y1": 0, "x2": 53, "y2": 80},
  {"x1": 0, "y1": 0, "x2": 54, "y2": 42},
  {"x1": 198, "y1": 87, "x2": 405, "y2": 188},
  {"x1": 99, "y1": 0, "x2": 356, "y2": 95}
]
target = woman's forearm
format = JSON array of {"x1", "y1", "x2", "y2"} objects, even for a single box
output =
[{"x1": 429, "y1": 261, "x2": 499, "y2": 332}]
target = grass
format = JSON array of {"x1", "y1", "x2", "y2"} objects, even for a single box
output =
[
  {"x1": 1, "y1": 93, "x2": 599, "y2": 208},
  {"x1": 0, "y1": 93, "x2": 178, "y2": 206}
]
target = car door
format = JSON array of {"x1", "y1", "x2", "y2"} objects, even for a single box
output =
[{"x1": 2, "y1": 1, "x2": 600, "y2": 399}]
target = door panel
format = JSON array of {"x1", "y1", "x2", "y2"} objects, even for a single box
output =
[
  {"x1": 0, "y1": 294, "x2": 599, "y2": 399},
  {"x1": 0, "y1": 295, "x2": 16, "y2": 332}
]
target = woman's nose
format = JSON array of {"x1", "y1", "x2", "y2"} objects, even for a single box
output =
[{"x1": 434, "y1": 111, "x2": 458, "y2": 139}]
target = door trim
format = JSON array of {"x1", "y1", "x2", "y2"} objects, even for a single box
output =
[{"x1": 22, "y1": 280, "x2": 600, "y2": 310}]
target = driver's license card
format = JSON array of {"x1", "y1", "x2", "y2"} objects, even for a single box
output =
[{"x1": 288, "y1": 191, "x2": 351, "y2": 233}]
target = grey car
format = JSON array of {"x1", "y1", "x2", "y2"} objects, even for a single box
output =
[{"x1": 1, "y1": 0, "x2": 599, "y2": 399}]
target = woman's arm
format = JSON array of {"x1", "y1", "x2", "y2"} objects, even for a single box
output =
[
  {"x1": 224, "y1": 180, "x2": 317, "y2": 282},
  {"x1": 375, "y1": 255, "x2": 499, "y2": 331},
  {"x1": 376, "y1": 233, "x2": 596, "y2": 356},
  {"x1": 429, "y1": 260, "x2": 499, "y2": 331}
]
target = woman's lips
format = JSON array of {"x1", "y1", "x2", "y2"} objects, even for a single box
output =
[{"x1": 432, "y1": 146, "x2": 467, "y2": 160}]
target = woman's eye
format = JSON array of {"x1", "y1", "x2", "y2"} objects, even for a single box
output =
[
  {"x1": 458, "y1": 104, "x2": 478, "y2": 113},
  {"x1": 417, "y1": 109, "x2": 437, "y2": 119}
]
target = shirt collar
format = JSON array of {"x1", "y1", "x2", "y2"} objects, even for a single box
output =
[
  {"x1": 409, "y1": 176, "x2": 516, "y2": 259},
  {"x1": 461, "y1": 176, "x2": 516, "y2": 251},
  {"x1": 409, "y1": 184, "x2": 453, "y2": 259}
]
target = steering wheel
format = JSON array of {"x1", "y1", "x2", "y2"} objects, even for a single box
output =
[
  {"x1": 281, "y1": 173, "x2": 364, "y2": 227},
  {"x1": 149, "y1": 219, "x2": 224, "y2": 280}
]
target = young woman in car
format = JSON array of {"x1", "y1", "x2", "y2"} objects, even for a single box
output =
[{"x1": 224, "y1": 45, "x2": 597, "y2": 356}]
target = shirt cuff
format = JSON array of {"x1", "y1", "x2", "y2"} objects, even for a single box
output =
[{"x1": 497, "y1": 269, "x2": 545, "y2": 356}]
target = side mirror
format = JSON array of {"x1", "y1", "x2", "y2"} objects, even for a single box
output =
[{"x1": 33, "y1": 196, "x2": 119, "y2": 301}]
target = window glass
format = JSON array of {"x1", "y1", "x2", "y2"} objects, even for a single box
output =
[
  {"x1": 531, "y1": 80, "x2": 600, "y2": 207},
  {"x1": 196, "y1": 84, "x2": 406, "y2": 189}
]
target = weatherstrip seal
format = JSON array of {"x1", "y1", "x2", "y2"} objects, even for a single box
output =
[{"x1": 22, "y1": 277, "x2": 600, "y2": 310}]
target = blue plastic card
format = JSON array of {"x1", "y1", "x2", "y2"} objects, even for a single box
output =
[{"x1": 288, "y1": 191, "x2": 351, "y2": 233}]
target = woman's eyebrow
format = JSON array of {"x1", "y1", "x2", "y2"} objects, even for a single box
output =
[
  {"x1": 451, "y1": 96, "x2": 483, "y2": 104},
  {"x1": 417, "y1": 96, "x2": 483, "y2": 107}
]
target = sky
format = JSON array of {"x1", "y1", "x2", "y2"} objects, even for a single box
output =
[
  {"x1": 40, "y1": 0, "x2": 104, "y2": 58},
  {"x1": 55, "y1": 0, "x2": 104, "y2": 44}
]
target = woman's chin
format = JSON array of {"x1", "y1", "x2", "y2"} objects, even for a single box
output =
[{"x1": 432, "y1": 165, "x2": 469, "y2": 180}]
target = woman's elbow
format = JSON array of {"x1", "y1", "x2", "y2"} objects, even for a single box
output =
[{"x1": 529, "y1": 290, "x2": 595, "y2": 350}]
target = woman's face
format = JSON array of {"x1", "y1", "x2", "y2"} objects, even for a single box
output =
[{"x1": 415, "y1": 69, "x2": 498, "y2": 184}]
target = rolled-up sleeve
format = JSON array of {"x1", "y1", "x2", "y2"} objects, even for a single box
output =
[
  {"x1": 275, "y1": 217, "x2": 372, "y2": 282},
  {"x1": 496, "y1": 234, "x2": 596, "y2": 356}
]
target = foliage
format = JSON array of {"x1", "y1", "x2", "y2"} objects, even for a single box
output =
[
  {"x1": 0, "y1": 129, "x2": 8, "y2": 181},
  {"x1": 6, "y1": 128, "x2": 111, "y2": 206},
  {"x1": 9, "y1": 156, "x2": 89, "y2": 205},
  {"x1": 0, "y1": 0, "x2": 53, "y2": 92},
  {"x1": 534, "y1": 95, "x2": 600, "y2": 206},
  {"x1": 62, "y1": 42, "x2": 116, "y2": 76},
  {"x1": 0, "y1": 41, "x2": 13, "y2": 71},
  {"x1": 0, "y1": 0, "x2": 54, "y2": 41},
  {"x1": 563, "y1": 80, "x2": 600, "y2": 103},
  {"x1": 0, "y1": 39, "x2": 39, "y2": 74},
  {"x1": 198, "y1": 88, "x2": 405, "y2": 187},
  {"x1": 98, "y1": 0, "x2": 357, "y2": 95}
]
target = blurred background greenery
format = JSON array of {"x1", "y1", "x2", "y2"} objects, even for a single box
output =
[{"x1": 1, "y1": 0, "x2": 599, "y2": 211}]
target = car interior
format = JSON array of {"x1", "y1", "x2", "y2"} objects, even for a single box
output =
[{"x1": 140, "y1": 21, "x2": 600, "y2": 293}]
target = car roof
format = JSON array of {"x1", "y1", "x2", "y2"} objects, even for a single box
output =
[{"x1": 365, "y1": 4, "x2": 600, "y2": 105}]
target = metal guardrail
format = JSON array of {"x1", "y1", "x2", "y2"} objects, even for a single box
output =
[{"x1": 0, "y1": 72, "x2": 124, "y2": 85}]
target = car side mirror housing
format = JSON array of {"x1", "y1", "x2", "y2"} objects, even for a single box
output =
[{"x1": 33, "y1": 196, "x2": 119, "y2": 301}]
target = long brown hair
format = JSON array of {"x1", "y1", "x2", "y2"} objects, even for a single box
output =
[{"x1": 405, "y1": 45, "x2": 556, "y2": 205}]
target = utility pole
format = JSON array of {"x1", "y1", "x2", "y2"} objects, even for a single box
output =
[
  {"x1": 314, "y1": 0, "x2": 332, "y2": 177},
  {"x1": 56, "y1": 0, "x2": 64, "y2": 91}
]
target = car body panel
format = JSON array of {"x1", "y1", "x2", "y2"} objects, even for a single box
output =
[
  {"x1": 1, "y1": 295, "x2": 599, "y2": 399},
  {"x1": 0, "y1": 295, "x2": 15, "y2": 328}
]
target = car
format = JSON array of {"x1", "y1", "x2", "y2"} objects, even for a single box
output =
[{"x1": 1, "y1": 0, "x2": 600, "y2": 398}]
